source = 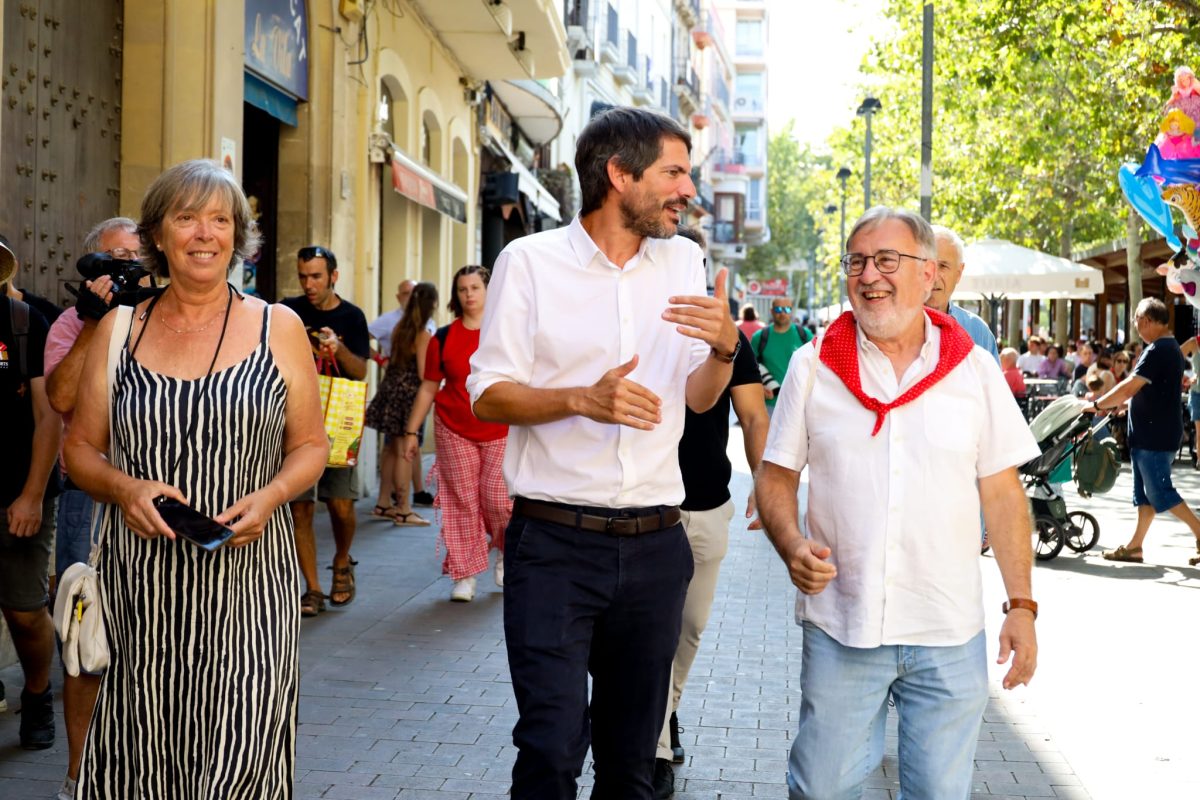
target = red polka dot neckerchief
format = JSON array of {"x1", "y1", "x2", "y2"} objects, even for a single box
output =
[{"x1": 818, "y1": 308, "x2": 974, "y2": 437}]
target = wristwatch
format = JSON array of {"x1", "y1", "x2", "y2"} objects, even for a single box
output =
[
  {"x1": 1002, "y1": 598, "x2": 1038, "y2": 620},
  {"x1": 711, "y1": 338, "x2": 741, "y2": 363}
]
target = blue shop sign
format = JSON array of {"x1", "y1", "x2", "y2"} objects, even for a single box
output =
[{"x1": 245, "y1": 0, "x2": 308, "y2": 100}]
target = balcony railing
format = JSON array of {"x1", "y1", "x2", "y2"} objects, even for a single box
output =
[
  {"x1": 712, "y1": 72, "x2": 730, "y2": 112},
  {"x1": 746, "y1": 203, "x2": 764, "y2": 223}
]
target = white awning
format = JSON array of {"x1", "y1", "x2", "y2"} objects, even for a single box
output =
[{"x1": 953, "y1": 238, "x2": 1106, "y2": 301}]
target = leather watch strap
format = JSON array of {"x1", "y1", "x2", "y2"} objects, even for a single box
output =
[{"x1": 1002, "y1": 598, "x2": 1038, "y2": 619}]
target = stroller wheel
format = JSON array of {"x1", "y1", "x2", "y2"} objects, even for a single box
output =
[
  {"x1": 1063, "y1": 510, "x2": 1100, "y2": 553},
  {"x1": 1033, "y1": 516, "x2": 1065, "y2": 561}
]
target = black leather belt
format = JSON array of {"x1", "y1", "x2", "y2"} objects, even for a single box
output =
[{"x1": 513, "y1": 497, "x2": 681, "y2": 536}]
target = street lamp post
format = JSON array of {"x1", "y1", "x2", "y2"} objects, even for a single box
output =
[
  {"x1": 856, "y1": 97, "x2": 882, "y2": 210},
  {"x1": 835, "y1": 167, "x2": 851, "y2": 309},
  {"x1": 824, "y1": 203, "x2": 838, "y2": 316}
]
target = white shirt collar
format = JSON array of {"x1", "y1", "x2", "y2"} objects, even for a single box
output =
[{"x1": 566, "y1": 215, "x2": 656, "y2": 272}]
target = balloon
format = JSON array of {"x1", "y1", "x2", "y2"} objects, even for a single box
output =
[
  {"x1": 1135, "y1": 143, "x2": 1200, "y2": 184},
  {"x1": 1161, "y1": 183, "x2": 1200, "y2": 237},
  {"x1": 1119, "y1": 163, "x2": 1183, "y2": 250}
]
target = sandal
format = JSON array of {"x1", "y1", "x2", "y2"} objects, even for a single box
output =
[
  {"x1": 370, "y1": 505, "x2": 396, "y2": 519},
  {"x1": 1189, "y1": 541, "x2": 1200, "y2": 567},
  {"x1": 300, "y1": 589, "x2": 326, "y2": 618},
  {"x1": 392, "y1": 511, "x2": 431, "y2": 527},
  {"x1": 1102, "y1": 545, "x2": 1144, "y2": 563},
  {"x1": 327, "y1": 562, "x2": 356, "y2": 607}
]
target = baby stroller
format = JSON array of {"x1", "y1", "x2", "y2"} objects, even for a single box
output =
[{"x1": 1018, "y1": 396, "x2": 1119, "y2": 560}]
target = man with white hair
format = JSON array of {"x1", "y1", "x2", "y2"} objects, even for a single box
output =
[
  {"x1": 756, "y1": 207, "x2": 1039, "y2": 799},
  {"x1": 928, "y1": 225, "x2": 998, "y2": 361}
]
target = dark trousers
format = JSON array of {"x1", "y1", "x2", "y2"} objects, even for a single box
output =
[{"x1": 503, "y1": 509, "x2": 694, "y2": 800}]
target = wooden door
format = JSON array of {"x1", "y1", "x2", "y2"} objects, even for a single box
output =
[{"x1": 1, "y1": 0, "x2": 123, "y2": 305}]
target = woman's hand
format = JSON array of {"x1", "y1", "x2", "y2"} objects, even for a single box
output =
[
  {"x1": 403, "y1": 435, "x2": 420, "y2": 462},
  {"x1": 216, "y1": 486, "x2": 284, "y2": 547},
  {"x1": 115, "y1": 478, "x2": 187, "y2": 541}
]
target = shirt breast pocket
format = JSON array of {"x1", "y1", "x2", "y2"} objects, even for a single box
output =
[{"x1": 922, "y1": 393, "x2": 978, "y2": 454}]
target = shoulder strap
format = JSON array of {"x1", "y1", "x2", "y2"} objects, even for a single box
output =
[
  {"x1": 756, "y1": 324, "x2": 769, "y2": 360},
  {"x1": 89, "y1": 305, "x2": 134, "y2": 565},
  {"x1": 805, "y1": 333, "x2": 822, "y2": 403},
  {"x1": 435, "y1": 323, "x2": 452, "y2": 375},
  {"x1": 9, "y1": 297, "x2": 29, "y2": 378}
]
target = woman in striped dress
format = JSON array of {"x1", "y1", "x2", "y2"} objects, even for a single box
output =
[{"x1": 64, "y1": 160, "x2": 328, "y2": 799}]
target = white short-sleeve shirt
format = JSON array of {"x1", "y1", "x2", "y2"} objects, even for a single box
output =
[
  {"x1": 763, "y1": 314, "x2": 1040, "y2": 648},
  {"x1": 467, "y1": 217, "x2": 710, "y2": 508}
]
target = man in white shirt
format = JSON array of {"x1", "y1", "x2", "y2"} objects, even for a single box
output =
[
  {"x1": 1018, "y1": 335, "x2": 1046, "y2": 374},
  {"x1": 468, "y1": 107, "x2": 739, "y2": 800},
  {"x1": 367, "y1": 278, "x2": 415, "y2": 360},
  {"x1": 755, "y1": 207, "x2": 1041, "y2": 800}
]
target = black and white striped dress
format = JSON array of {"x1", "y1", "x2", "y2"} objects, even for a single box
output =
[{"x1": 79, "y1": 306, "x2": 298, "y2": 799}]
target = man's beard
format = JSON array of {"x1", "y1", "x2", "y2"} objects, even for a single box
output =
[
  {"x1": 620, "y1": 192, "x2": 682, "y2": 239},
  {"x1": 853, "y1": 296, "x2": 923, "y2": 341}
]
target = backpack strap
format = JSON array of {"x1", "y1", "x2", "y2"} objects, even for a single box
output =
[
  {"x1": 756, "y1": 324, "x2": 770, "y2": 361},
  {"x1": 8, "y1": 297, "x2": 29, "y2": 378},
  {"x1": 434, "y1": 323, "x2": 452, "y2": 375}
]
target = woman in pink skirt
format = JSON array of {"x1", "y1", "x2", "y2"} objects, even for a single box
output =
[{"x1": 403, "y1": 265, "x2": 510, "y2": 602}]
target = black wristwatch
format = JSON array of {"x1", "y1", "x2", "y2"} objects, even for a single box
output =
[{"x1": 711, "y1": 338, "x2": 741, "y2": 364}]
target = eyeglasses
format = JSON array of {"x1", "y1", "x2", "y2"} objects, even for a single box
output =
[
  {"x1": 840, "y1": 249, "x2": 926, "y2": 277},
  {"x1": 772, "y1": 305, "x2": 792, "y2": 314},
  {"x1": 104, "y1": 247, "x2": 139, "y2": 260},
  {"x1": 298, "y1": 246, "x2": 331, "y2": 261},
  {"x1": 1114, "y1": 357, "x2": 1129, "y2": 363}
]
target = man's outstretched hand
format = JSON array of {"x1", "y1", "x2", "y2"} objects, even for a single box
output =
[{"x1": 664, "y1": 266, "x2": 739, "y2": 357}]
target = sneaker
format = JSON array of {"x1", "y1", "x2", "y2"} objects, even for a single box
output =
[
  {"x1": 652, "y1": 758, "x2": 675, "y2": 799},
  {"x1": 450, "y1": 577, "x2": 476, "y2": 602},
  {"x1": 57, "y1": 777, "x2": 77, "y2": 800},
  {"x1": 412, "y1": 490, "x2": 435, "y2": 507},
  {"x1": 669, "y1": 711, "x2": 685, "y2": 763},
  {"x1": 19, "y1": 687, "x2": 54, "y2": 750},
  {"x1": 494, "y1": 557, "x2": 505, "y2": 587}
]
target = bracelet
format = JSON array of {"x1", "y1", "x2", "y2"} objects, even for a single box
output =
[
  {"x1": 1002, "y1": 598, "x2": 1038, "y2": 620},
  {"x1": 403, "y1": 431, "x2": 419, "y2": 437}
]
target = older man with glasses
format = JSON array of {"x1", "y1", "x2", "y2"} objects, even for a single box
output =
[
  {"x1": 749, "y1": 300, "x2": 811, "y2": 412},
  {"x1": 756, "y1": 206, "x2": 1041, "y2": 800}
]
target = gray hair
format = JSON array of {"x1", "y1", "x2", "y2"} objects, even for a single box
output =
[
  {"x1": 930, "y1": 224, "x2": 965, "y2": 266},
  {"x1": 1000, "y1": 347, "x2": 1019, "y2": 364},
  {"x1": 846, "y1": 206, "x2": 936, "y2": 259},
  {"x1": 83, "y1": 217, "x2": 138, "y2": 253},
  {"x1": 1135, "y1": 296, "x2": 1169, "y2": 325},
  {"x1": 137, "y1": 159, "x2": 261, "y2": 278}
]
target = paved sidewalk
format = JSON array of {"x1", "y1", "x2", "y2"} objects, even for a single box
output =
[{"x1": 0, "y1": 453, "x2": 1089, "y2": 799}]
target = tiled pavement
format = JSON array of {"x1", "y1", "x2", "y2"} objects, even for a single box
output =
[{"x1": 0, "y1": 453, "x2": 1090, "y2": 799}]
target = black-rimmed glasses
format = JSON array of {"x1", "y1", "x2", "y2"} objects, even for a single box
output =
[{"x1": 840, "y1": 249, "x2": 926, "y2": 277}]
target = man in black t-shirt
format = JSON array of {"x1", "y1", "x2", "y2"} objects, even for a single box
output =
[
  {"x1": 653, "y1": 328, "x2": 769, "y2": 796},
  {"x1": 0, "y1": 233, "x2": 62, "y2": 325},
  {"x1": 0, "y1": 260, "x2": 62, "y2": 750},
  {"x1": 281, "y1": 246, "x2": 371, "y2": 616},
  {"x1": 1092, "y1": 298, "x2": 1200, "y2": 565}
]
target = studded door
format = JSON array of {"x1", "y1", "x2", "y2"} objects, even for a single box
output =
[{"x1": 2, "y1": 0, "x2": 123, "y2": 305}]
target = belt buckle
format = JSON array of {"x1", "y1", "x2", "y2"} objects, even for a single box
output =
[{"x1": 605, "y1": 516, "x2": 638, "y2": 535}]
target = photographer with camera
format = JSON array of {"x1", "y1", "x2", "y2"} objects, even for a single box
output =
[{"x1": 42, "y1": 217, "x2": 143, "y2": 800}]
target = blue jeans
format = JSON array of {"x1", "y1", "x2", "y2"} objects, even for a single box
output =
[
  {"x1": 1130, "y1": 448, "x2": 1183, "y2": 513},
  {"x1": 55, "y1": 489, "x2": 97, "y2": 579},
  {"x1": 788, "y1": 622, "x2": 988, "y2": 800},
  {"x1": 503, "y1": 508, "x2": 693, "y2": 800}
]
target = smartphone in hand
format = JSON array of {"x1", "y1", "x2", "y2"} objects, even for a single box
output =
[{"x1": 153, "y1": 497, "x2": 236, "y2": 550}]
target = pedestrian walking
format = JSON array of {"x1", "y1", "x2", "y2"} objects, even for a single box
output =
[
  {"x1": 403, "y1": 266, "x2": 510, "y2": 602},
  {"x1": 368, "y1": 279, "x2": 434, "y2": 509},
  {"x1": 652, "y1": 320, "x2": 769, "y2": 796},
  {"x1": 750, "y1": 300, "x2": 810, "y2": 411},
  {"x1": 737, "y1": 304, "x2": 764, "y2": 339},
  {"x1": 0, "y1": 233, "x2": 60, "y2": 755},
  {"x1": 63, "y1": 159, "x2": 328, "y2": 798},
  {"x1": 365, "y1": 281, "x2": 437, "y2": 528},
  {"x1": 1095, "y1": 297, "x2": 1200, "y2": 563},
  {"x1": 467, "y1": 106, "x2": 739, "y2": 799},
  {"x1": 282, "y1": 245, "x2": 372, "y2": 616},
  {"x1": 42, "y1": 217, "x2": 142, "y2": 800},
  {"x1": 755, "y1": 206, "x2": 1041, "y2": 800},
  {"x1": 928, "y1": 224, "x2": 999, "y2": 360}
]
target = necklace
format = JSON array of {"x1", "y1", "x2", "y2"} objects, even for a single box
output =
[{"x1": 157, "y1": 303, "x2": 226, "y2": 334}]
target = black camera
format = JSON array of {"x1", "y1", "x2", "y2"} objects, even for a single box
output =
[{"x1": 66, "y1": 252, "x2": 160, "y2": 321}]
